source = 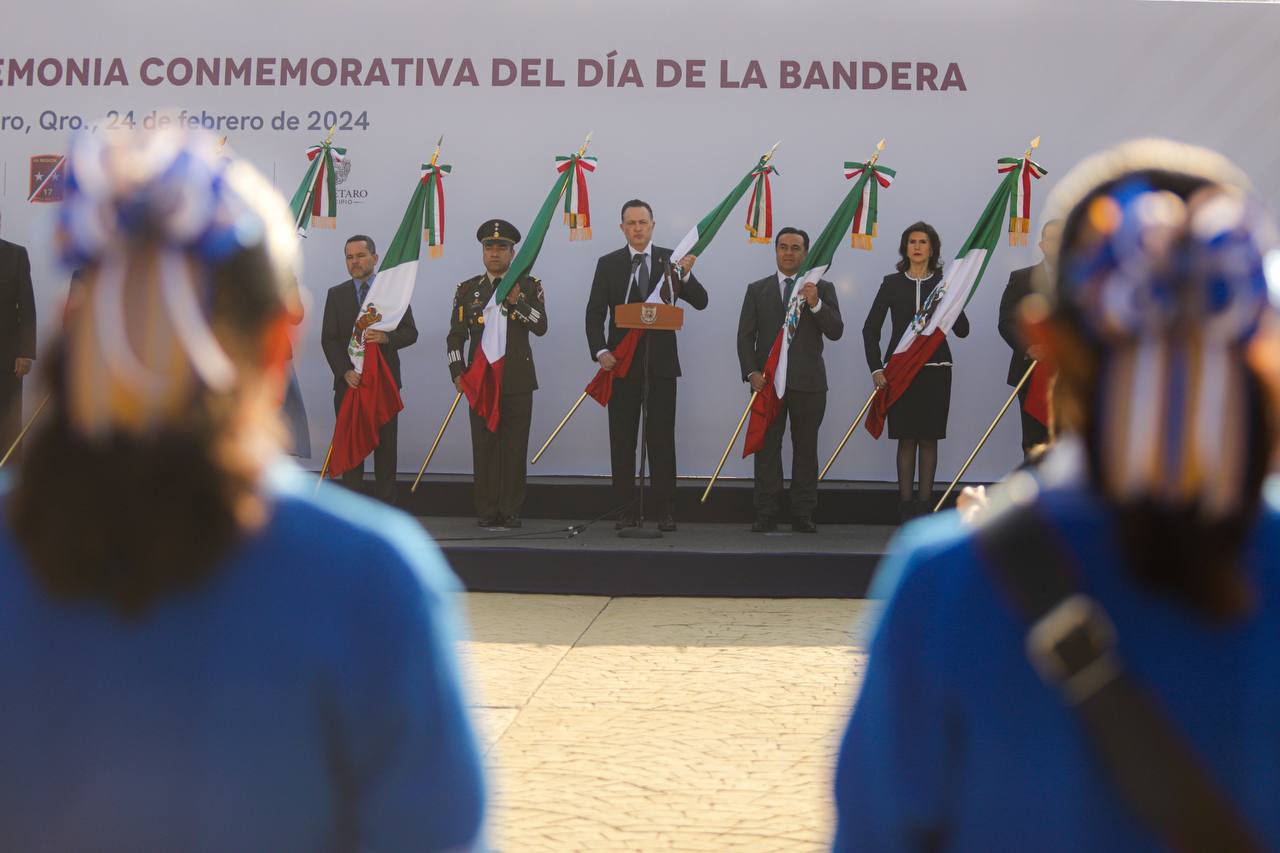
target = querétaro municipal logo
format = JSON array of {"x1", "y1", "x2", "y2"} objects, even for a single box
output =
[
  {"x1": 28, "y1": 155, "x2": 66, "y2": 203},
  {"x1": 334, "y1": 156, "x2": 352, "y2": 185},
  {"x1": 334, "y1": 156, "x2": 368, "y2": 207}
]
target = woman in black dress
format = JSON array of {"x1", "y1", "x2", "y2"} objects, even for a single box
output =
[{"x1": 861, "y1": 222, "x2": 969, "y2": 519}]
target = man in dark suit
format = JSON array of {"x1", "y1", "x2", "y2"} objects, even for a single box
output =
[
  {"x1": 321, "y1": 234, "x2": 418, "y2": 503},
  {"x1": 997, "y1": 218, "x2": 1061, "y2": 458},
  {"x1": 0, "y1": 239, "x2": 36, "y2": 454},
  {"x1": 737, "y1": 227, "x2": 843, "y2": 533},
  {"x1": 585, "y1": 199, "x2": 708, "y2": 531},
  {"x1": 447, "y1": 219, "x2": 548, "y2": 528}
]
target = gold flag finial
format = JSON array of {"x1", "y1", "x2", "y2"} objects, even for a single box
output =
[
  {"x1": 869, "y1": 138, "x2": 887, "y2": 166},
  {"x1": 430, "y1": 134, "x2": 444, "y2": 167},
  {"x1": 578, "y1": 131, "x2": 593, "y2": 157},
  {"x1": 324, "y1": 124, "x2": 337, "y2": 145},
  {"x1": 1026, "y1": 136, "x2": 1041, "y2": 157},
  {"x1": 762, "y1": 140, "x2": 782, "y2": 164}
]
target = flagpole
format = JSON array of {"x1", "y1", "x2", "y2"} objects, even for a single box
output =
[
  {"x1": 0, "y1": 393, "x2": 49, "y2": 469},
  {"x1": 818, "y1": 387, "x2": 879, "y2": 481},
  {"x1": 933, "y1": 361, "x2": 1037, "y2": 512},
  {"x1": 315, "y1": 443, "x2": 333, "y2": 493},
  {"x1": 411, "y1": 391, "x2": 463, "y2": 493},
  {"x1": 700, "y1": 392, "x2": 757, "y2": 503},
  {"x1": 531, "y1": 391, "x2": 588, "y2": 465}
]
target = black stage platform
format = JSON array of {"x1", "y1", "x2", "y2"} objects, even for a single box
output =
[
  {"x1": 392, "y1": 473, "x2": 963, "y2": 525},
  {"x1": 422, "y1": 516, "x2": 896, "y2": 598},
  {"x1": 341, "y1": 473, "x2": 974, "y2": 598}
]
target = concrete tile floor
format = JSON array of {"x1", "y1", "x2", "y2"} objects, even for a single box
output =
[{"x1": 457, "y1": 593, "x2": 880, "y2": 852}]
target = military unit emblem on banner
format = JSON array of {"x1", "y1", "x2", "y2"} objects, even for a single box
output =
[{"x1": 28, "y1": 155, "x2": 66, "y2": 203}]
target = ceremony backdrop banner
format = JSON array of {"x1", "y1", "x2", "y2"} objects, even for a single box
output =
[{"x1": 2, "y1": 0, "x2": 1277, "y2": 483}]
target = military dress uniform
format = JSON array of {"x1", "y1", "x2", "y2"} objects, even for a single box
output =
[{"x1": 447, "y1": 220, "x2": 548, "y2": 526}]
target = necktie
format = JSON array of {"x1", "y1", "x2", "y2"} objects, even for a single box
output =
[
  {"x1": 357, "y1": 279, "x2": 370, "y2": 305},
  {"x1": 632, "y1": 253, "x2": 648, "y2": 303},
  {"x1": 783, "y1": 276, "x2": 796, "y2": 305}
]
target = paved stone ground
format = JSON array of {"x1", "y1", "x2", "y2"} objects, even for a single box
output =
[{"x1": 457, "y1": 593, "x2": 879, "y2": 852}]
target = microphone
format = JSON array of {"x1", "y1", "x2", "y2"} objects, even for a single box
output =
[{"x1": 628, "y1": 253, "x2": 643, "y2": 301}]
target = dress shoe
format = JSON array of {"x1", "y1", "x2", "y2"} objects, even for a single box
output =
[
  {"x1": 478, "y1": 517, "x2": 501, "y2": 528},
  {"x1": 614, "y1": 514, "x2": 638, "y2": 531},
  {"x1": 657, "y1": 514, "x2": 678, "y2": 532},
  {"x1": 791, "y1": 517, "x2": 818, "y2": 533},
  {"x1": 751, "y1": 515, "x2": 777, "y2": 533},
  {"x1": 501, "y1": 516, "x2": 522, "y2": 529}
]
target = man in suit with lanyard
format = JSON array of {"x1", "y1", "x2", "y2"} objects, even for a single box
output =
[
  {"x1": 997, "y1": 219, "x2": 1061, "y2": 458},
  {"x1": 737, "y1": 227, "x2": 843, "y2": 533},
  {"x1": 321, "y1": 234, "x2": 418, "y2": 503},
  {"x1": 0, "y1": 238, "x2": 36, "y2": 456},
  {"x1": 585, "y1": 199, "x2": 708, "y2": 531}
]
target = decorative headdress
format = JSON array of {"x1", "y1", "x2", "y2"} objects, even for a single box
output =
[
  {"x1": 1045, "y1": 139, "x2": 1279, "y2": 520},
  {"x1": 55, "y1": 125, "x2": 299, "y2": 437}
]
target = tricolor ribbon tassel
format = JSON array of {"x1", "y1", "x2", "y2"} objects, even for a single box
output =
[
  {"x1": 843, "y1": 161, "x2": 897, "y2": 250},
  {"x1": 288, "y1": 137, "x2": 347, "y2": 236},
  {"x1": 556, "y1": 152, "x2": 597, "y2": 240},
  {"x1": 419, "y1": 161, "x2": 451, "y2": 259},
  {"x1": 746, "y1": 163, "x2": 778, "y2": 244},
  {"x1": 997, "y1": 152, "x2": 1047, "y2": 246}
]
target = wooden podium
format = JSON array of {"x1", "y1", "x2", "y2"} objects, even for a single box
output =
[
  {"x1": 612, "y1": 300, "x2": 682, "y2": 538},
  {"x1": 614, "y1": 302, "x2": 684, "y2": 331}
]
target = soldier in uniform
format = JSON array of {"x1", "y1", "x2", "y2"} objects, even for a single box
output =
[{"x1": 447, "y1": 220, "x2": 548, "y2": 528}]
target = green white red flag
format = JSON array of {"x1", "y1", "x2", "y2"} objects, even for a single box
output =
[
  {"x1": 745, "y1": 161, "x2": 778, "y2": 244},
  {"x1": 557, "y1": 152, "x2": 597, "y2": 240},
  {"x1": 288, "y1": 139, "x2": 346, "y2": 235},
  {"x1": 865, "y1": 153, "x2": 1048, "y2": 438},
  {"x1": 744, "y1": 157, "x2": 894, "y2": 455},
  {"x1": 461, "y1": 146, "x2": 590, "y2": 430},
  {"x1": 586, "y1": 147, "x2": 781, "y2": 407},
  {"x1": 420, "y1": 160, "x2": 451, "y2": 258},
  {"x1": 327, "y1": 157, "x2": 440, "y2": 477},
  {"x1": 998, "y1": 150, "x2": 1047, "y2": 245},
  {"x1": 843, "y1": 161, "x2": 897, "y2": 250}
]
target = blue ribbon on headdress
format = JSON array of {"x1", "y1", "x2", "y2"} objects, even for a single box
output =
[
  {"x1": 55, "y1": 128, "x2": 271, "y2": 402},
  {"x1": 1062, "y1": 177, "x2": 1275, "y2": 518}
]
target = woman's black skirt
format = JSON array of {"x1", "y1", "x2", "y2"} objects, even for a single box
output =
[{"x1": 887, "y1": 365, "x2": 952, "y2": 440}]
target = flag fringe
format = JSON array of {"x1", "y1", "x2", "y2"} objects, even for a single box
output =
[
  {"x1": 1009, "y1": 215, "x2": 1031, "y2": 246},
  {"x1": 428, "y1": 244, "x2": 444, "y2": 259},
  {"x1": 311, "y1": 216, "x2": 336, "y2": 229}
]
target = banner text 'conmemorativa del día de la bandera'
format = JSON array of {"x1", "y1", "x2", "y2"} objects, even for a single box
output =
[{"x1": 0, "y1": 55, "x2": 967, "y2": 92}]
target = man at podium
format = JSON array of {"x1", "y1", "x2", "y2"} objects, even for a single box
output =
[{"x1": 585, "y1": 199, "x2": 708, "y2": 531}]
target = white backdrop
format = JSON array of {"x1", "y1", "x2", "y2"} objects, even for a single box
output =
[{"x1": 2, "y1": 0, "x2": 1278, "y2": 483}]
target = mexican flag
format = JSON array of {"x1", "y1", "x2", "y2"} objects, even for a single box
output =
[
  {"x1": 743, "y1": 163, "x2": 895, "y2": 456},
  {"x1": 326, "y1": 164, "x2": 434, "y2": 478},
  {"x1": 459, "y1": 155, "x2": 578, "y2": 431},
  {"x1": 585, "y1": 150, "x2": 779, "y2": 406},
  {"x1": 1025, "y1": 362, "x2": 1052, "y2": 427},
  {"x1": 865, "y1": 155, "x2": 1045, "y2": 438},
  {"x1": 288, "y1": 140, "x2": 346, "y2": 236}
]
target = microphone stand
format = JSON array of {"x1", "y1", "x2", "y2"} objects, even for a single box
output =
[{"x1": 618, "y1": 259, "x2": 672, "y2": 540}]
